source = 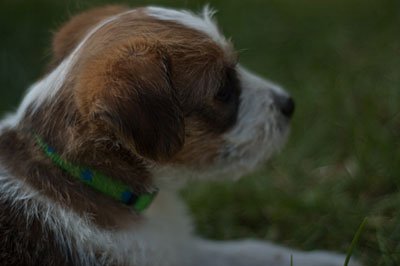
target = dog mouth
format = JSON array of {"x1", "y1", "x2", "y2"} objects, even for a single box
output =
[{"x1": 272, "y1": 92, "x2": 294, "y2": 138}]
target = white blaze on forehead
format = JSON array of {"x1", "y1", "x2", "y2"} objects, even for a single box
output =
[{"x1": 146, "y1": 6, "x2": 229, "y2": 48}]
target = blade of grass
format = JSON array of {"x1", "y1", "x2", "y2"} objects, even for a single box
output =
[{"x1": 344, "y1": 218, "x2": 367, "y2": 266}]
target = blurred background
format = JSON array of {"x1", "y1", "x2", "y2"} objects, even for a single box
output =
[{"x1": 1, "y1": 0, "x2": 399, "y2": 265}]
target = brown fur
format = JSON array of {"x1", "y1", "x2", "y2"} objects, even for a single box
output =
[
  {"x1": 68, "y1": 9, "x2": 239, "y2": 164},
  {"x1": 50, "y1": 5, "x2": 129, "y2": 68},
  {"x1": 76, "y1": 39, "x2": 185, "y2": 161}
]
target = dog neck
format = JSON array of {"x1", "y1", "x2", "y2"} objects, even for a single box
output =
[
  {"x1": 0, "y1": 99, "x2": 156, "y2": 229},
  {"x1": 35, "y1": 134, "x2": 158, "y2": 211}
]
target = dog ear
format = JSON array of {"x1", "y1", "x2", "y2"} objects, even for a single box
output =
[
  {"x1": 75, "y1": 39, "x2": 185, "y2": 162},
  {"x1": 50, "y1": 5, "x2": 128, "y2": 68}
]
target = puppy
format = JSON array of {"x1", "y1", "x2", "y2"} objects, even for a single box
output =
[{"x1": 0, "y1": 5, "x2": 360, "y2": 266}]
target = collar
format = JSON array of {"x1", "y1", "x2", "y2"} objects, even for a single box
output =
[{"x1": 35, "y1": 135, "x2": 157, "y2": 212}]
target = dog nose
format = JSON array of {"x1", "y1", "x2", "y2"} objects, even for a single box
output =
[{"x1": 275, "y1": 95, "x2": 295, "y2": 118}]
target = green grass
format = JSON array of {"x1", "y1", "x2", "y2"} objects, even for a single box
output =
[
  {"x1": 345, "y1": 218, "x2": 367, "y2": 266},
  {"x1": 1, "y1": 0, "x2": 399, "y2": 265}
]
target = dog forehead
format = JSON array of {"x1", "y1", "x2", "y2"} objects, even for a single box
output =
[
  {"x1": 74, "y1": 7, "x2": 235, "y2": 64},
  {"x1": 145, "y1": 6, "x2": 230, "y2": 50}
]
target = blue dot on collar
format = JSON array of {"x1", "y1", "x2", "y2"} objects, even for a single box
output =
[
  {"x1": 81, "y1": 170, "x2": 93, "y2": 182},
  {"x1": 121, "y1": 189, "x2": 133, "y2": 202}
]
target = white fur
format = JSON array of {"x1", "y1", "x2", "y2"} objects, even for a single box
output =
[
  {"x1": 0, "y1": 6, "x2": 362, "y2": 266},
  {"x1": 218, "y1": 66, "x2": 290, "y2": 177},
  {"x1": 147, "y1": 6, "x2": 229, "y2": 48}
]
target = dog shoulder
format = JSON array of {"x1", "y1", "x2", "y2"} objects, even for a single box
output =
[{"x1": 0, "y1": 195, "x2": 75, "y2": 266}]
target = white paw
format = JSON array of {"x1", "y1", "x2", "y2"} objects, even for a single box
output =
[
  {"x1": 291, "y1": 250, "x2": 362, "y2": 266},
  {"x1": 192, "y1": 239, "x2": 363, "y2": 266}
]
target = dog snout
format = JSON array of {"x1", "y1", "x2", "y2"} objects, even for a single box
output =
[{"x1": 274, "y1": 94, "x2": 295, "y2": 118}]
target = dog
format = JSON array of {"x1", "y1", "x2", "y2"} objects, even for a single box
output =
[{"x1": 0, "y1": 5, "x2": 361, "y2": 266}]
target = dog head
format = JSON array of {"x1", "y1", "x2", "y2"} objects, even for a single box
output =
[{"x1": 20, "y1": 6, "x2": 294, "y2": 184}]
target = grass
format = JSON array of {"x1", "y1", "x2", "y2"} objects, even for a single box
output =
[
  {"x1": 1, "y1": 0, "x2": 399, "y2": 265},
  {"x1": 345, "y1": 218, "x2": 367, "y2": 266}
]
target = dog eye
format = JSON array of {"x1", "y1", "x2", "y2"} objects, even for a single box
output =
[{"x1": 215, "y1": 84, "x2": 232, "y2": 102}]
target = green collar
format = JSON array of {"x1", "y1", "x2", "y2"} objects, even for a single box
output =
[{"x1": 35, "y1": 135, "x2": 157, "y2": 212}]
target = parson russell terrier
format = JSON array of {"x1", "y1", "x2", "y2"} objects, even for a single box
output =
[{"x1": 0, "y1": 5, "x2": 361, "y2": 266}]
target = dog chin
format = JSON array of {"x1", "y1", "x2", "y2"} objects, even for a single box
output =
[
  {"x1": 224, "y1": 128, "x2": 290, "y2": 180},
  {"x1": 153, "y1": 118, "x2": 290, "y2": 188}
]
